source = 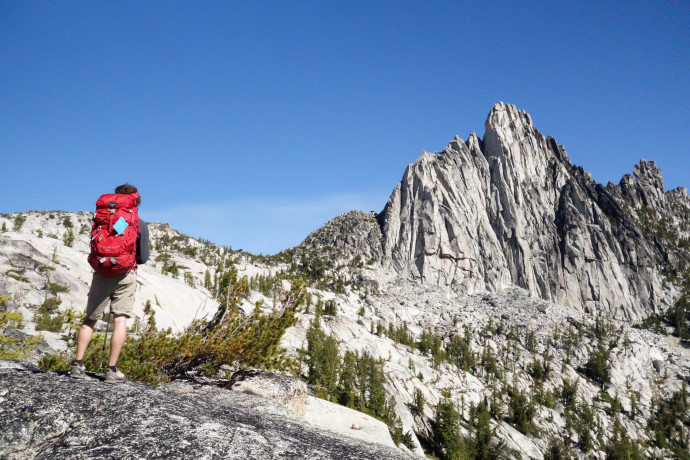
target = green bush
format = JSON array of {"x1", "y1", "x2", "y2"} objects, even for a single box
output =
[
  {"x1": 63, "y1": 229, "x2": 75, "y2": 247},
  {"x1": 40, "y1": 276, "x2": 305, "y2": 385},
  {"x1": 6, "y1": 269, "x2": 29, "y2": 282},
  {"x1": 13, "y1": 214, "x2": 26, "y2": 231},
  {"x1": 46, "y1": 281, "x2": 69, "y2": 295},
  {"x1": 34, "y1": 308, "x2": 65, "y2": 332},
  {"x1": 0, "y1": 295, "x2": 42, "y2": 360},
  {"x1": 41, "y1": 296, "x2": 63, "y2": 313}
]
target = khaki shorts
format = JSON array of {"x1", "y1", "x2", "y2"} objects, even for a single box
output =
[{"x1": 85, "y1": 271, "x2": 137, "y2": 320}]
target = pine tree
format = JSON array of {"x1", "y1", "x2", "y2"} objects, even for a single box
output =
[
  {"x1": 13, "y1": 214, "x2": 26, "y2": 231},
  {"x1": 414, "y1": 387, "x2": 425, "y2": 416},
  {"x1": 605, "y1": 418, "x2": 640, "y2": 460},
  {"x1": 338, "y1": 350, "x2": 357, "y2": 408},
  {"x1": 582, "y1": 345, "x2": 611, "y2": 387},
  {"x1": 304, "y1": 316, "x2": 340, "y2": 400},
  {"x1": 508, "y1": 384, "x2": 536, "y2": 435},
  {"x1": 468, "y1": 399, "x2": 500, "y2": 460},
  {"x1": 143, "y1": 299, "x2": 157, "y2": 332},
  {"x1": 560, "y1": 378, "x2": 579, "y2": 411},
  {"x1": 575, "y1": 397, "x2": 595, "y2": 452},
  {"x1": 434, "y1": 392, "x2": 466, "y2": 460},
  {"x1": 446, "y1": 331, "x2": 475, "y2": 372},
  {"x1": 543, "y1": 436, "x2": 574, "y2": 460},
  {"x1": 365, "y1": 357, "x2": 389, "y2": 420}
]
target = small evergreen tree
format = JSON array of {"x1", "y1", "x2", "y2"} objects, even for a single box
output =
[
  {"x1": 414, "y1": 387, "x2": 425, "y2": 416},
  {"x1": 323, "y1": 299, "x2": 337, "y2": 316},
  {"x1": 507, "y1": 384, "x2": 536, "y2": 435},
  {"x1": 649, "y1": 382, "x2": 690, "y2": 457},
  {"x1": 446, "y1": 331, "x2": 476, "y2": 372},
  {"x1": 63, "y1": 229, "x2": 75, "y2": 247},
  {"x1": 605, "y1": 418, "x2": 641, "y2": 460},
  {"x1": 467, "y1": 398, "x2": 502, "y2": 460},
  {"x1": 581, "y1": 345, "x2": 611, "y2": 387},
  {"x1": 204, "y1": 270, "x2": 212, "y2": 290},
  {"x1": 338, "y1": 350, "x2": 357, "y2": 408},
  {"x1": 13, "y1": 214, "x2": 26, "y2": 231},
  {"x1": 304, "y1": 316, "x2": 341, "y2": 399},
  {"x1": 434, "y1": 392, "x2": 466, "y2": 460},
  {"x1": 560, "y1": 378, "x2": 579, "y2": 410},
  {"x1": 524, "y1": 330, "x2": 537, "y2": 353},
  {"x1": 543, "y1": 436, "x2": 574, "y2": 460}
]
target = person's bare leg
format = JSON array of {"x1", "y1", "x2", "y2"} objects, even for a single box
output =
[
  {"x1": 75, "y1": 319, "x2": 97, "y2": 360},
  {"x1": 108, "y1": 315, "x2": 128, "y2": 367}
]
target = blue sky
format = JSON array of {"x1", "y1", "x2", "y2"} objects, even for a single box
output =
[{"x1": 2, "y1": 1, "x2": 688, "y2": 254}]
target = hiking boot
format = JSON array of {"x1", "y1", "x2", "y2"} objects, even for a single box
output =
[
  {"x1": 70, "y1": 362, "x2": 86, "y2": 379},
  {"x1": 104, "y1": 368, "x2": 126, "y2": 384}
]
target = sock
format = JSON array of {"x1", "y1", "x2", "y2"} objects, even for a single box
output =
[
  {"x1": 108, "y1": 365, "x2": 117, "y2": 372},
  {"x1": 75, "y1": 359, "x2": 83, "y2": 366}
]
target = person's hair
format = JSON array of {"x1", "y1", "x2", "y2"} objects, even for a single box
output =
[{"x1": 114, "y1": 183, "x2": 141, "y2": 205}]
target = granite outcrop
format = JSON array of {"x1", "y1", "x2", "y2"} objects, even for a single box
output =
[
  {"x1": 0, "y1": 361, "x2": 412, "y2": 460},
  {"x1": 303, "y1": 103, "x2": 689, "y2": 320}
]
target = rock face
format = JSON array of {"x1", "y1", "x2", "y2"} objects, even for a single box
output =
[
  {"x1": 0, "y1": 211, "x2": 219, "y2": 340},
  {"x1": 0, "y1": 361, "x2": 412, "y2": 460},
  {"x1": 296, "y1": 210, "x2": 385, "y2": 264},
  {"x1": 373, "y1": 103, "x2": 689, "y2": 320}
]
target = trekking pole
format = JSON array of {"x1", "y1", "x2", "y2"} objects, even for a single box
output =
[{"x1": 100, "y1": 310, "x2": 112, "y2": 373}]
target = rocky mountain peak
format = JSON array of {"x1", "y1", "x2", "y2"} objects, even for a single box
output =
[
  {"x1": 308, "y1": 104, "x2": 688, "y2": 321},
  {"x1": 486, "y1": 101, "x2": 533, "y2": 131},
  {"x1": 633, "y1": 159, "x2": 663, "y2": 183},
  {"x1": 668, "y1": 186, "x2": 689, "y2": 204},
  {"x1": 619, "y1": 159, "x2": 666, "y2": 209}
]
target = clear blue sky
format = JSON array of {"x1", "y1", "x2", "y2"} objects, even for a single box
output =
[{"x1": 2, "y1": 1, "x2": 688, "y2": 254}]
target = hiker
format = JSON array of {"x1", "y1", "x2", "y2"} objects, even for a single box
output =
[{"x1": 70, "y1": 184, "x2": 150, "y2": 383}]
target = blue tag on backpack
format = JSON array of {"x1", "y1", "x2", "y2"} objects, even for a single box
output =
[{"x1": 113, "y1": 217, "x2": 129, "y2": 235}]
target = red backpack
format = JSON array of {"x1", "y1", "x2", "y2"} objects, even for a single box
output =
[{"x1": 87, "y1": 192, "x2": 141, "y2": 277}]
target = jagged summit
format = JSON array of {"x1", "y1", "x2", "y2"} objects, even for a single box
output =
[{"x1": 304, "y1": 104, "x2": 690, "y2": 321}]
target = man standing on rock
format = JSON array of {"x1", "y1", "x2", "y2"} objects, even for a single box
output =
[{"x1": 70, "y1": 184, "x2": 150, "y2": 383}]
